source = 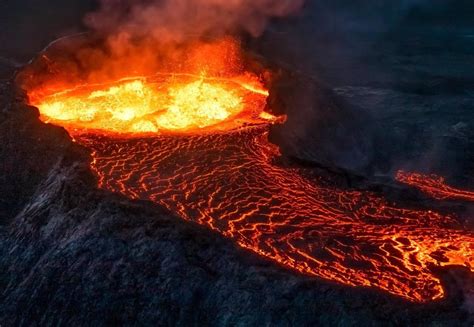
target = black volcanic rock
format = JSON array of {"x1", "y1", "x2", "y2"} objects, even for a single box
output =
[
  {"x1": 267, "y1": 71, "x2": 374, "y2": 174},
  {"x1": 0, "y1": 82, "x2": 90, "y2": 224},
  {"x1": 0, "y1": 80, "x2": 472, "y2": 326}
]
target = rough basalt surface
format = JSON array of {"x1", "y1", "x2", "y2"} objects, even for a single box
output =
[{"x1": 0, "y1": 80, "x2": 472, "y2": 326}]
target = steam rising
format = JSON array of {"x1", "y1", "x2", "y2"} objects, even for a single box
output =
[{"x1": 85, "y1": 0, "x2": 305, "y2": 43}]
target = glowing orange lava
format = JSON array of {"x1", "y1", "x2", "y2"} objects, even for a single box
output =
[
  {"x1": 29, "y1": 74, "x2": 276, "y2": 135},
  {"x1": 74, "y1": 127, "x2": 472, "y2": 303},
  {"x1": 23, "y1": 39, "x2": 473, "y2": 303},
  {"x1": 396, "y1": 171, "x2": 474, "y2": 202}
]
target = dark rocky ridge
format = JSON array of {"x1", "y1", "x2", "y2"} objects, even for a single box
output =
[
  {"x1": 253, "y1": 1, "x2": 474, "y2": 186},
  {"x1": 266, "y1": 70, "x2": 374, "y2": 174},
  {"x1": 0, "y1": 79, "x2": 473, "y2": 325}
]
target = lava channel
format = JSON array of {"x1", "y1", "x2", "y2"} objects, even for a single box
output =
[
  {"x1": 396, "y1": 171, "x2": 474, "y2": 202},
  {"x1": 28, "y1": 74, "x2": 473, "y2": 303}
]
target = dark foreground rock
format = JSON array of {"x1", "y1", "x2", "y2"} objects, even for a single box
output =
[
  {"x1": 267, "y1": 70, "x2": 374, "y2": 174},
  {"x1": 0, "y1": 80, "x2": 472, "y2": 326}
]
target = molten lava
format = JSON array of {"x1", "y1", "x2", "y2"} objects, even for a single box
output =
[
  {"x1": 396, "y1": 171, "x2": 474, "y2": 202},
  {"x1": 29, "y1": 74, "x2": 275, "y2": 135},
  {"x1": 24, "y1": 39, "x2": 473, "y2": 303}
]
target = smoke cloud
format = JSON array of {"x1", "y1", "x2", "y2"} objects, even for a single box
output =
[
  {"x1": 85, "y1": 0, "x2": 305, "y2": 44},
  {"x1": 19, "y1": 0, "x2": 305, "y2": 106}
]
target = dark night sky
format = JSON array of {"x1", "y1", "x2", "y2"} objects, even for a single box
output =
[
  {"x1": 1, "y1": 0, "x2": 473, "y2": 60},
  {"x1": 0, "y1": 0, "x2": 96, "y2": 59}
]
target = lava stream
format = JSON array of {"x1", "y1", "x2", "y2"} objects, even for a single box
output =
[
  {"x1": 396, "y1": 171, "x2": 474, "y2": 202},
  {"x1": 29, "y1": 75, "x2": 473, "y2": 303},
  {"x1": 78, "y1": 128, "x2": 473, "y2": 303}
]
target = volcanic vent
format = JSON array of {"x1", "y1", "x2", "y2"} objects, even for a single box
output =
[{"x1": 18, "y1": 33, "x2": 473, "y2": 304}]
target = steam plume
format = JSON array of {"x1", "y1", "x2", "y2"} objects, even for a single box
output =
[
  {"x1": 85, "y1": 0, "x2": 305, "y2": 43},
  {"x1": 19, "y1": 0, "x2": 305, "y2": 97}
]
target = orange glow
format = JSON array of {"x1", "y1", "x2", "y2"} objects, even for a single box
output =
[
  {"x1": 29, "y1": 74, "x2": 275, "y2": 135},
  {"x1": 77, "y1": 129, "x2": 473, "y2": 303},
  {"x1": 23, "y1": 37, "x2": 473, "y2": 303},
  {"x1": 25, "y1": 37, "x2": 277, "y2": 135},
  {"x1": 396, "y1": 170, "x2": 474, "y2": 202}
]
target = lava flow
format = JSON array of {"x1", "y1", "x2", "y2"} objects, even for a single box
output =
[
  {"x1": 25, "y1": 41, "x2": 473, "y2": 303},
  {"x1": 396, "y1": 171, "x2": 474, "y2": 202}
]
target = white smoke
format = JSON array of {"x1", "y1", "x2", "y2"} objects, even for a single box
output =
[{"x1": 85, "y1": 0, "x2": 305, "y2": 43}]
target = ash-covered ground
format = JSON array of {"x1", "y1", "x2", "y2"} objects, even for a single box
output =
[{"x1": 1, "y1": 1, "x2": 473, "y2": 325}]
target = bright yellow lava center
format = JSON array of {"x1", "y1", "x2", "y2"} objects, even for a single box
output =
[
  {"x1": 157, "y1": 80, "x2": 243, "y2": 130},
  {"x1": 33, "y1": 77, "x2": 271, "y2": 134}
]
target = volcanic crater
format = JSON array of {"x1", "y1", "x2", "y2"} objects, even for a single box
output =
[{"x1": 17, "y1": 35, "x2": 474, "y2": 305}]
